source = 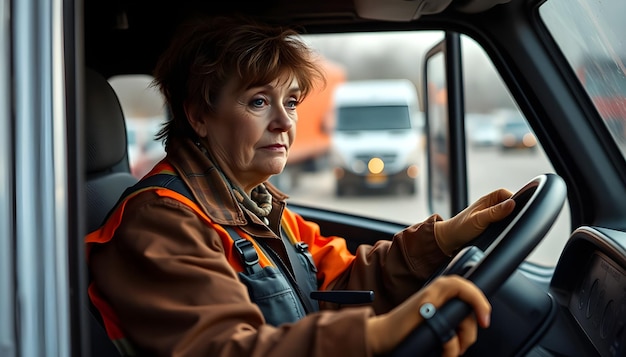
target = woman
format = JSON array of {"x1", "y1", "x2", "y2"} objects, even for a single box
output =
[{"x1": 86, "y1": 16, "x2": 515, "y2": 357}]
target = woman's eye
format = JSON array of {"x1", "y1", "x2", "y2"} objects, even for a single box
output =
[
  {"x1": 251, "y1": 98, "x2": 266, "y2": 108},
  {"x1": 286, "y1": 98, "x2": 299, "y2": 109}
]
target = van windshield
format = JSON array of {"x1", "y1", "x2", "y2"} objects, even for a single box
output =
[{"x1": 336, "y1": 105, "x2": 412, "y2": 131}]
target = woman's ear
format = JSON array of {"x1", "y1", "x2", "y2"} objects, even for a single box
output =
[{"x1": 184, "y1": 102, "x2": 208, "y2": 138}]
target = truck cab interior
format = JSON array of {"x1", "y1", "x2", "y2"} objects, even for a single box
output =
[{"x1": 2, "y1": 0, "x2": 626, "y2": 356}]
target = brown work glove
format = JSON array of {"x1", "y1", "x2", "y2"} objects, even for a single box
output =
[
  {"x1": 434, "y1": 188, "x2": 515, "y2": 256},
  {"x1": 366, "y1": 275, "x2": 491, "y2": 356}
]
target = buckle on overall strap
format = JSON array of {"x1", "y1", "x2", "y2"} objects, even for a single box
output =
[
  {"x1": 230, "y1": 232, "x2": 262, "y2": 275},
  {"x1": 234, "y1": 239, "x2": 260, "y2": 270},
  {"x1": 294, "y1": 242, "x2": 318, "y2": 273}
]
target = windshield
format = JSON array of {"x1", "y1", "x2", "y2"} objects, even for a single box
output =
[
  {"x1": 336, "y1": 106, "x2": 412, "y2": 131},
  {"x1": 540, "y1": 0, "x2": 626, "y2": 155},
  {"x1": 582, "y1": 58, "x2": 626, "y2": 97}
]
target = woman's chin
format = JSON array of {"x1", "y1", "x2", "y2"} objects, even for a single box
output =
[
  {"x1": 254, "y1": 166, "x2": 286, "y2": 182},
  {"x1": 264, "y1": 159, "x2": 287, "y2": 175},
  {"x1": 271, "y1": 166, "x2": 287, "y2": 176}
]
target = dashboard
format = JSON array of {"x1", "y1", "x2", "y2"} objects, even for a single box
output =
[
  {"x1": 549, "y1": 226, "x2": 626, "y2": 357},
  {"x1": 569, "y1": 252, "x2": 626, "y2": 355}
]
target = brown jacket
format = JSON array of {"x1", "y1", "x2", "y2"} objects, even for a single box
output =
[{"x1": 87, "y1": 137, "x2": 448, "y2": 357}]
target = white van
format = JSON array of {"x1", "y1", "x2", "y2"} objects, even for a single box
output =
[{"x1": 330, "y1": 79, "x2": 422, "y2": 196}]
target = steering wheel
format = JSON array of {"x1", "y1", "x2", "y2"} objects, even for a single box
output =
[{"x1": 390, "y1": 173, "x2": 567, "y2": 357}]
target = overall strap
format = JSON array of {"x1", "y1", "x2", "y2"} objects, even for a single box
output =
[
  {"x1": 120, "y1": 173, "x2": 262, "y2": 275},
  {"x1": 120, "y1": 173, "x2": 193, "y2": 201},
  {"x1": 279, "y1": 225, "x2": 320, "y2": 313}
]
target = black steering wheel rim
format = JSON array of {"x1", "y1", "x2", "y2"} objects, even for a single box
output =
[
  {"x1": 390, "y1": 173, "x2": 567, "y2": 356},
  {"x1": 466, "y1": 173, "x2": 566, "y2": 294}
]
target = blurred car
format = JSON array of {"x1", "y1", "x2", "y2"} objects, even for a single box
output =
[
  {"x1": 466, "y1": 113, "x2": 500, "y2": 148},
  {"x1": 499, "y1": 112, "x2": 537, "y2": 150},
  {"x1": 126, "y1": 118, "x2": 166, "y2": 178}
]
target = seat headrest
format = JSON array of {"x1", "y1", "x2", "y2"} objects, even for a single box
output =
[{"x1": 85, "y1": 69, "x2": 128, "y2": 173}]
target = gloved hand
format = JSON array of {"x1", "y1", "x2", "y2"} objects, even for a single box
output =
[
  {"x1": 434, "y1": 188, "x2": 515, "y2": 256},
  {"x1": 366, "y1": 275, "x2": 491, "y2": 356}
]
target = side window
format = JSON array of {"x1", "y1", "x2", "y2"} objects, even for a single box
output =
[
  {"x1": 108, "y1": 75, "x2": 167, "y2": 179},
  {"x1": 461, "y1": 35, "x2": 570, "y2": 266}
]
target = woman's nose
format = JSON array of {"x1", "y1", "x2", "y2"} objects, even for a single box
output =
[{"x1": 269, "y1": 106, "x2": 294, "y2": 132}]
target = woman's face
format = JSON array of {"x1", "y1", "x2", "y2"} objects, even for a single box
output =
[{"x1": 200, "y1": 75, "x2": 300, "y2": 191}]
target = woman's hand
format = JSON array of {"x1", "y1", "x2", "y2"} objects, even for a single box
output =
[
  {"x1": 366, "y1": 275, "x2": 491, "y2": 356},
  {"x1": 434, "y1": 188, "x2": 515, "y2": 255}
]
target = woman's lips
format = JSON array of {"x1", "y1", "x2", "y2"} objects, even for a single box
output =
[{"x1": 261, "y1": 144, "x2": 287, "y2": 151}]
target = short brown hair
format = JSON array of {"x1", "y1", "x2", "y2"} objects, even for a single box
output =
[{"x1": 152, "y1": 16, "x2": 326, "y2": 147}]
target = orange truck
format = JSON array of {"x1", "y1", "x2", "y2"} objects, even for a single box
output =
[{"x1": 271, "y1": 57, "x2": 346, "y2": 190}]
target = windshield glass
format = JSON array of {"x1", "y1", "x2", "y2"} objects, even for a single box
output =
[
  {"x1": 540, "y1": 0, "x2": 626, "y2": 155},
  {"x1": 336, "y1": 106, "x2": 412, "y2": 131}
]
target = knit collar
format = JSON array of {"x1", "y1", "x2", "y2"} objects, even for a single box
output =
[{"x1": 232, "y1": 184, "x2": 272, "y2": 224}]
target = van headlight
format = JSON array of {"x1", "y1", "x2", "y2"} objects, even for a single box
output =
[{"x1": 367, "y1": 157, "x2": 385, "y2": 174}]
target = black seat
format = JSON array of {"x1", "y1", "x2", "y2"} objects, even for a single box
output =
[
  {"x1": 85, "y1": 68, "x2": 138, "y2": 232},
  {"x1": 84, "y1": 68, "x2": 138, "y2": 357}
]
